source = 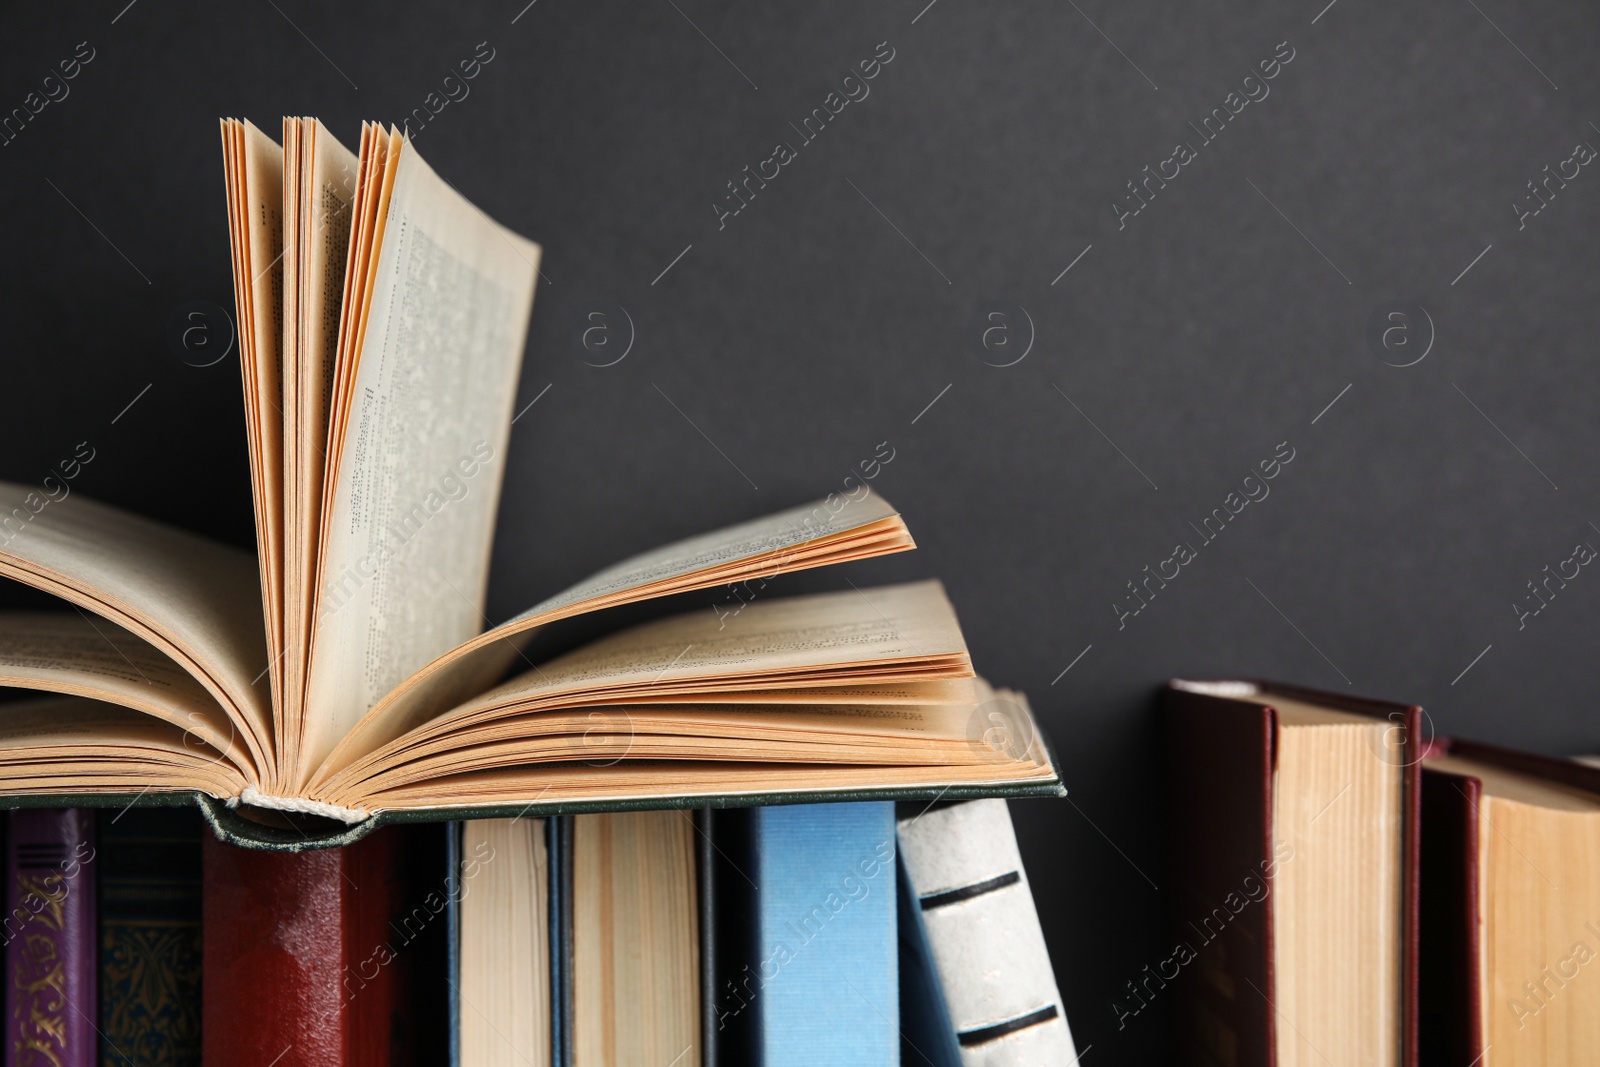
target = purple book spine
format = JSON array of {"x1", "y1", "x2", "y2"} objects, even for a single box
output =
[{"x1": 5, "y1": 810, "x2": 96, "y2": 1067}]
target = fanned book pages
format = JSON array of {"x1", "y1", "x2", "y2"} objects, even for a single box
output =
[{"x1": 0, "y1": 117, "x2": 1060, "y2": 845}]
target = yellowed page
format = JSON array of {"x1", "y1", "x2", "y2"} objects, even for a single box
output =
[
  {"x1": 333, "y1": 680, "x2": 983, "y2": 796},
  {"x1": 281, "y1": 119, "x2": 302, "y2": 694},
  {"x1": 311, "y1": 494, "x2": 912, "y2": 786},
  {"x1": 353, "y1": 748, "x2": 1058, "y2": 813},
  {"x1": 572, "y1": 812, "x2": 697, "y2": 1067},
  {"x1": 333, "y1": 122, "x2": 376, "y2": 379},
  {"x1": 460, "y1": 818, "x2": 549, "y2": 1067},
  {"x1": 224, "y1": 120, "x2": 286, "y2": 729},
  {"x1": 320, "y1": 119, "x2": 375, "y2": 497},
  {"x1": 284, "y1": 119, "x2": 360, "y2": 773},
  {"x1": 349, "y1": 704, "x2": 1017, "y2": 797},
  {"x1": 504, "y1": 494, "x2": 903, "y2": 625},
  {"x1": 478, "y1": 578, "x2": 966, "y2": 697},
  {"x1": 1272, "y1": 720, "x2": 1401, "y2": 1067},
  {"x1": 0, "y1": 612, "x2": 245, "y2": 765},
  {"x1": 0, "y1": 481, "x2": 272, "y2": 782},
  {"x1": 319, "y1": 580, "x2": 971, "y2": 798},
  {"x1": 221, "y1": 121, "x2": 273, "y2": 725},
  {"x1": 299, "y1": 135, "x2": 540, "y2": 786},
  {"x1": 321, "y1": 125, "x2": 401, "y2": 538},
  {"x1": 1423, "y1": 756, "x2": 1600, "y2": 1063},
  {"x1": 1478, "y1": 798, "x2": 1600, "y2": 1064},
  {"x1": 0, "y1": 695, "x2": 246, "y2": 797}
]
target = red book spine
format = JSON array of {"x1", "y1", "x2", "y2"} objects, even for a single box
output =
[
  {"x1": 202, "y1": 830, "x2": 403, "y2": 1067},
  {"x1": 5, "y1": 809, "x2": 97, "y2": 1067}
]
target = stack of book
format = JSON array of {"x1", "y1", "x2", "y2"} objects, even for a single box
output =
[
  {"x1": 0, "y1": 117, "x2": 1076, "y2": 1063},
  {"x1": 1165, "y1": 679, "x2": 1600, "y2": 1066}
]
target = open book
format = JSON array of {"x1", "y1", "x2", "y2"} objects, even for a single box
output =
[{"x1": 0, "y1": 118, "x2": 1058, "y2": 834}]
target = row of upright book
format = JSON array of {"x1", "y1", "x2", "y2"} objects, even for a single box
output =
[
  {"x1": 1165, "y1": 679, "x2": 1600, "y2": 1067},
  {"x1": 8, "y1": 808, "x2": 201, "y2": 1066},
  {"x1": 1, "y1": 798, "x2": 1074, "y2": 1066}
]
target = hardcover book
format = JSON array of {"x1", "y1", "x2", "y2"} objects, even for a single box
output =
[
  {"x1": 0, "y1": 118, "x2": 1059, "y2": 848},
  {"x1": 6, "y1": 809, "x2": 96, "y2": 1067},
  {"x1": 457, "y1": 817, "x2": 549, "y2": 1067},
  {"x1": 1420, "y1": 739, "x2": 1600, "y2": 1066},
  {"x1": 97, "y1": 808, "x2": 202, "y2": 1067},
  {"x1": 201, "y1": 822, "x2": 448, "y2": 1067},
  {"x1": 895, "y1": 798, "x2": 1076, "y2": 1065},
  {"x1": 711, "y1": 802, "x2": 900, "y2": 1065},
  {"x1": 568, "y1": 811, "x2": 699, "y2": 1065},
  {"x1": 1162, "y1": 680, "x2": 1421, "y2": 1067}
]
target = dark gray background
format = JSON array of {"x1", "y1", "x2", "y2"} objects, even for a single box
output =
[{"x1": 3, "y1": 0, "x2": 1597, "y2": 1059}]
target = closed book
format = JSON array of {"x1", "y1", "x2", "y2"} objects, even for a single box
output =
[
  {"x1": 1162, "y1": 680, "x2": 1421, "y2": 1067},
  {"x1": 202, "y1": 823, "x2": 449, "y2": 1067},
  {"x1": 98, "y1": 807, "x2": 203, "y2": 1067},
  {"x1": 748, "y1": 802, "x2": 900, "y2": 1065},
  {"x1": 6, "y1": 809, "x2": 97, "y2": 1067},
  {"x1": 457, "y1": 817, "x2": 549, "y2": 1067},
  {"x1": 569, "y1": 811, "x2": 699, "y2": 1064},
  {"x1": 1420, "y1": 739, "x2": 1600, "y2": 1064},
  {"x1": 896, "y1": 799, "x2": 1075, "y2": 1065}
]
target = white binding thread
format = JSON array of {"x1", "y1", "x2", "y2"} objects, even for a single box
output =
[{"x1": 227, "y1": 786, "x2": 369, "y2": 825}]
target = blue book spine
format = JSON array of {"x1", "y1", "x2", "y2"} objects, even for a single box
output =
[{"x1": 752, "y1": 802, "x2": 899, "y2": 1066}]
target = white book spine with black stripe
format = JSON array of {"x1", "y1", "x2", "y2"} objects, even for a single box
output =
[{"x1": 898, "y1": 799, "x2": 1076, "y2": 1066}]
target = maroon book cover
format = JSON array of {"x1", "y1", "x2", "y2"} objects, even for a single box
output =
[
  {"x1": 202, "y1": 823, "x2": 449, "y2": 1067},
  {"x1": 5, "y1": 809, "x2": 97, "y2": 1067},
  {"x1": 1162, "y1": 681, "x2": 1422, "y2": 1067},
  {"x1": 1418, "y1": 738, "x2": 1600, "y2": 1066}
]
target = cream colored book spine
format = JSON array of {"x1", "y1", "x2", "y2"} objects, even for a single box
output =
[{"x1": 898, "y1": 799, "x2": 1077, "y2": 1066}]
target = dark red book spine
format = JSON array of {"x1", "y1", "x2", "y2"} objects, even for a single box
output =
[
  {"x1": 5, "y1": 809, "x2": 97, "y2": 1067},
  {"x1": 202, "y1": 824, "x2": 450, "y2": 1067}
]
